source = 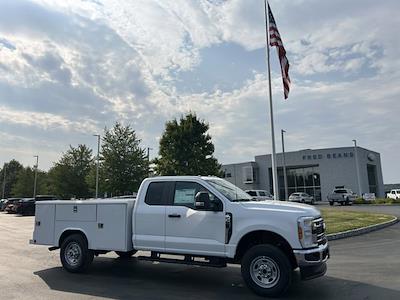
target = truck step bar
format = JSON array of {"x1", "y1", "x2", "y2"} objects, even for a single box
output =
[{"x1": 138, "y1": 252, "x2": 227, "y2": 268}]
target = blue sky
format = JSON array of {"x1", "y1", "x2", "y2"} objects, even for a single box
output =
[{"x1": 0, "y1": 0, "x2": 399, "y2": 183}]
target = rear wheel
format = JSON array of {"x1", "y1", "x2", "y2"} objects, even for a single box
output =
[
  {"x1": 329, "y1": 201, "x2": 334, "y2": 206},
  {"x1": 115, "y1": 250, "x2": 137, "y2": 258},
  {"x1": 60, "y1": 234, "x2": 94, "y2": 273},
  {"x1": 241, "y1": 244, "x2": 291, "y2": 297}
]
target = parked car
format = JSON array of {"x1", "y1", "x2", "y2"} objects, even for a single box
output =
[
  {"x1": 4, "y1": 198, "x2": 21, "y2": 213},
  {"x1": 0, "y1": 199, "x2": 8, "y2": 211},
  {"x1": 15, "y1": 198, "x2": 36, "y2": 215},
  {"x1": 327, "y1": 187, "x2": 356, "y2": 206},
  {"x1": 288, "y1": 192, "x2": 314, "y2": 204},
  {"x1": 245, "y1": 189, "x2": 273, "y2": 201},
  {"x1": 387, "y1": 189, "x2": 400, "y2": 200},
  {"x1": 31, "y1": 176, "x2": 329, "y2": 298},
  {"x1": 15, "y1": 195, "x2": 58, "y2": 216}
]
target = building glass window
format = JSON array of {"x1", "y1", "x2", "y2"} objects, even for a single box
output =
[
  {"x1": 367, "y1": 164, "x2": 378, "y2": 195},
  {"x1": 243, "y1": 166, "x2": 254, "y2": 183},
  {"x1": 327, "y1": 154, "x2": 331, "y2": 159},
  {"x1": 271, "y1": 166, "x2": 321, "y2": 201}
]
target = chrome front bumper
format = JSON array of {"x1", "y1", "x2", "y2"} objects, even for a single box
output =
[{"x1": 293, "y1": 243, "x2": 329, "y2": 266}]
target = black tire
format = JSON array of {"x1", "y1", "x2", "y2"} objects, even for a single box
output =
[
  {"x1": 60, "y1": 234, "x2": 94, "y2": 273},
  {"x1": 241, "y1": 244, "x2": 292, "y2": 297},
  {"x1": 115, "y1": 250, "x2": 137, "y2": 258},
  {"x1": 329, "y1": 201, "x2": 334, "y2": 206}
]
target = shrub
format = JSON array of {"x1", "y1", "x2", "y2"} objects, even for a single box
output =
[{"x1": 353, "y1": 197, "x2": 400, "y2": 205}]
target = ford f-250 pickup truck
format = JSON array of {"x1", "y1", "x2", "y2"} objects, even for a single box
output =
[{"x1": 30, "y1": 176, "x2": 329, "y2": 297}]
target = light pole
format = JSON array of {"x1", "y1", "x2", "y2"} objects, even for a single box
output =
[
  {"x1": 147, "y1": 147, "x2": 152, "y2": 162},
  {"x1": 33, "y1": 155, "x2": 39, "y2": 197},
  {"x1": 147, "y1": 147, "x2": 153, "y2": 176},
  {"x1": 353, "y1": 139, "x2": 362, "y2": 197},
  {"x1": 93, "y1": 134, "x2": 100, "y2": 198},
  {"x1": 2, "y1": 163, "x2": 6, "y2": 199},
  {"x1": 281, "y1": 130, "x2": 288, "y2": 201}
]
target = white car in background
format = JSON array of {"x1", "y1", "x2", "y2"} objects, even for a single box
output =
[
  {"x1": 288, "y1": 192, "x2": 314, "y2": 205},
  {"x1": 387, "y1": 189, "x2": 400, "y2": 199},
  {"x1": 245, "y1": 190, "x2": 274, "y2": 201}
]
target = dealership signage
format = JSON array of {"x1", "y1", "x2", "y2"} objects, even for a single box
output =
[{"x1": 302, "y1": 152, "x2": 354, "y2": 161}]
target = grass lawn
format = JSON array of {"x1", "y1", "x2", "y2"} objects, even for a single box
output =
[{"x1": 320, "y1": 208, "x2": 396, "y2": 235}]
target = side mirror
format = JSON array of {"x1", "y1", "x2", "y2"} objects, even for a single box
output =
[{"x1": 195, "y1": 191, "x2": 210, "y2": 209}]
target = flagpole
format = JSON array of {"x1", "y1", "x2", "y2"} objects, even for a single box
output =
[{"x1": 264, "y1": 0, "x2": 279, "y2": 200}]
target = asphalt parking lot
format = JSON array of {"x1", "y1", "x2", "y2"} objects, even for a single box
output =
[{"x1": 0, "y1": 205, "x2": 399, "y2": 300}]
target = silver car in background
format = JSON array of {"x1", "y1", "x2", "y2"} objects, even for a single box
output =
[{"x1": 288, "y1": 192, "x2": 314, "y2": 204}]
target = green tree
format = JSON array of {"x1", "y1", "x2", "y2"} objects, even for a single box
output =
[
  {"x1": 154, "y1": 113, "x2": 222, "y2": 176},
  {"x1": 48, "y1": 144, "x2": 93, "y2": 199},
  {"x1": 0, "y1": 160, "x2": 23, "y2": 198},
  {"x1": 11, "y1": 167, "x2": 49, "y2": 197},
  {"x1": 101, "y1": 122, "x2": 149, "y2": 196}
]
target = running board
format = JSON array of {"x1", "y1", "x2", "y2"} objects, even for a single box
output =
[{"x1": 138, "y1": 253, "x2": 227, "y2": 268}]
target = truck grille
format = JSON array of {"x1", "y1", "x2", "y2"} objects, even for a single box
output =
[{"x1": 312, "y1": 217, "x2": 327, "y2": 245}]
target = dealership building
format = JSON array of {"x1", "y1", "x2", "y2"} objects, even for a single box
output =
[{"x1": 221, "y1": 146, "x2": 384, "y2": 201}]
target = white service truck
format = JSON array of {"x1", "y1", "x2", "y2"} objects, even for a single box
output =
[{"x1": 30, "y1": 176, "x2": 329, "y2": 297}]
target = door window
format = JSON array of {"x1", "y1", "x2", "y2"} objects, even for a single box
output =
[
  {"x1": 145, "y1": 182, "x2": 169, "y2": 205},
  {"x1": 173, "y1": 182, "x2": 218, "y2": 210}
]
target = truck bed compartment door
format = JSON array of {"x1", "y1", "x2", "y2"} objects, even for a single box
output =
[
  {"x1": 33, "y1": 204, "x2": 55, "y2": 245},
  {"x1": 93, "y1": 204, "x2": 128, "y2": 251}
]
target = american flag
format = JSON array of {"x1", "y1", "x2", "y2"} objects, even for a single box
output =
[{"x1": 268, "y1": 3, "x2": 290, "y2": 99}]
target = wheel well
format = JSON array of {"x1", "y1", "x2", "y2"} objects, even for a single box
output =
[
  {"x1": 234, "y1": 230, "x2": 297, "y2": 269},
  {"x1": 58, "y1": 230, "x2": 88, "y2": 247}
]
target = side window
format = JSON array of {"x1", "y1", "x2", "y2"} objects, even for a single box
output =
[
  {"x1": 145, "y1": 182, "x2": 168, "y2": 205},
  {"x1": 259, "y1": 191, "x2": 266, "y2": 196},
  {"x1": 247, "y1": 191, "x2": 257, "y2": 196},
  {"x1": 173, "y1": 182, "x2": 217, "y2": 210}
]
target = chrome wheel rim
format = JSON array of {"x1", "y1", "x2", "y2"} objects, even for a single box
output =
[
  {"x1": 250, "y1": 256, "x2": 280, "y2": 288},
  {"x1": 65, "y1": 242, "x2": 82, "y2": 267}
]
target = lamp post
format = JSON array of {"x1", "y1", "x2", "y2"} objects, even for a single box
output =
[
  {"x1": 93, "y1": 134, "x2": 100, "y2": 198},
  {"x1": 147, "y1": 147, "x2": 153, "y2": 176},
  {"x1": 281, "y1": 130, "x2": 288, "y2": 201},
  {"x1": 33, "y1": 155, "x2": 39, "y2": 197},
  {"x1": 2, "y1": 163, "x2": 6, "y2": 199},
  {"x1": 353, "y1": 139, "x2": 362, "y2": 197}
]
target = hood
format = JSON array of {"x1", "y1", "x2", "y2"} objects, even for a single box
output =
[{"x1": 239, "y1": 200, "x2": 321, "y2": 218}]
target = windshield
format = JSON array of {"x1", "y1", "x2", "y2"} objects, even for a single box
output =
[{"x1": 204, "y1": 178, "x2": 253, "y2": 202}]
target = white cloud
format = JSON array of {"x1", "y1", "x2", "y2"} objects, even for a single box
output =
[{"x1": 0, "y1": 0, "x2": 399, "y2": 182}]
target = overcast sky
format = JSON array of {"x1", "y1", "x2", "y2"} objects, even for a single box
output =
[{"x1": 0, "y1": 0, "x2": 399, "y2": 183}]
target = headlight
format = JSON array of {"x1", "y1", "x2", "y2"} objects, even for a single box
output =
[{"x1": 297, "y1": 216, "x2": 318, "y2": 248}]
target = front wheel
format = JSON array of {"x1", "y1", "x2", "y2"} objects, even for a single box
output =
[
  {"x1": 241, "y1": 244, "x2": 291, "y2": 297},
  {"x1": 60, "y1": 234, "x2": 94, "y2": 273},
  {"x1": 329, "y1": 201, "x2": 334, "y2": 206}
]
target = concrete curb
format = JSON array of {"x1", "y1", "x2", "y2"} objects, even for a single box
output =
[{"x1": 327, "y1": 217, "x2": 399, "y2": 241}]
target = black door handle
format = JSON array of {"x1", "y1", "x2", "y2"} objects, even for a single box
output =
[{"x1": 168, "y1": 214, "x2": 181, "y2": 218}]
